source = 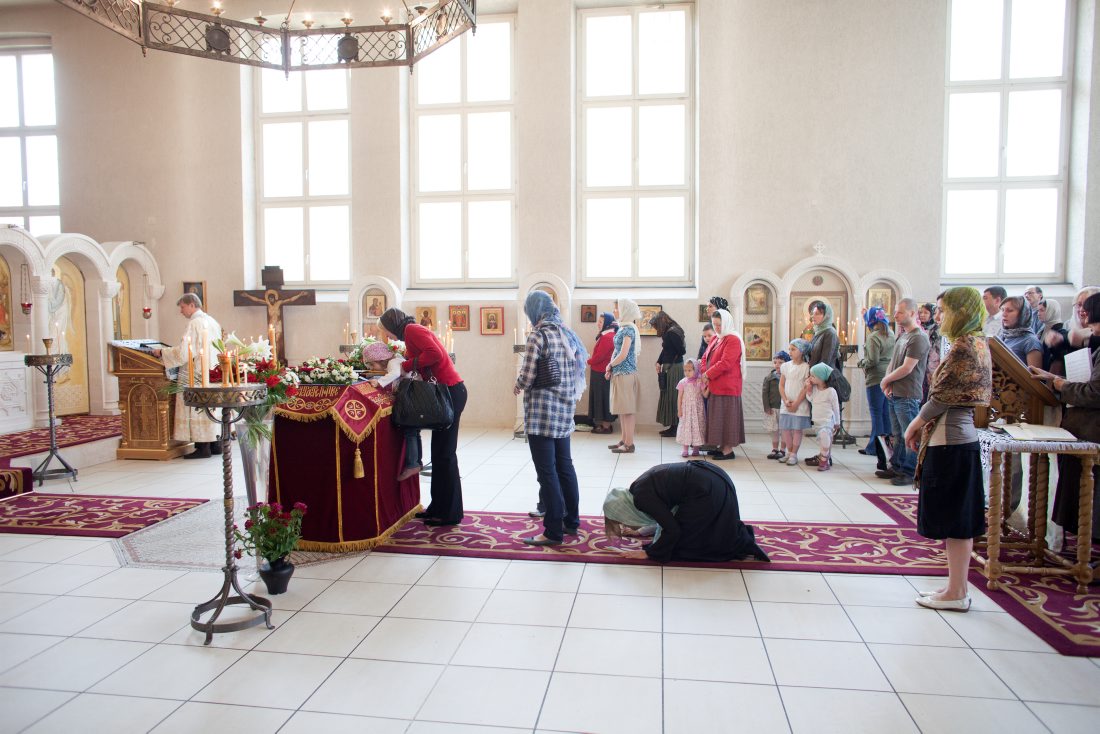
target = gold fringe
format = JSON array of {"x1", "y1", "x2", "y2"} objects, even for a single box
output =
[
  {"x1": 353, "y1": 444, "x2": 365, "y2": 479},
  {"x1": 294, "y1": 504, "x2": 423, "y2": 553},
  {"x1": 273, "y1": 402, "x2": 392, "y2": 443}
]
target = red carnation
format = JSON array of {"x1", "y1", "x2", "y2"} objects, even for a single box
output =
[
  {"x1": 233, "y1": 549, "x2": 243, "y2": 559},
  {"x1": 265, "y1": 375, "x2": 281, "y2": 387},
  {"x1": 286, "y1": 386, "x2": 298, "y2": 397},
  {"x1": 293, "y1": 502, "x2": 307, "y2": 513},
  {"x1": 244, "y1": 519, "x2": 253, "y2": 530}
]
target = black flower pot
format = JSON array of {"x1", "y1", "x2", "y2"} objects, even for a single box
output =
[{"x1": 258, "y1": 556, "x2": 295, "y2": 595}]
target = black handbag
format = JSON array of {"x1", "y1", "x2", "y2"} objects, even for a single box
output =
[
  {"x1": 657, "y1": 369, "x2": 668, "y2": 391},
  {"x1": 392, "y1": 361, "x2": 454, "y2": 430},
  {"x1": 531, "y1": 328, "x2": 562, "y2": 390}
]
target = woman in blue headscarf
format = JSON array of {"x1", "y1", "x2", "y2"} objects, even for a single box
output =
[
  {"x1": 514, "y1": 290, "x2": 590, "y2": 546},
  {"x1": 860, "y1": 305, "x2": 896, "y2": 467},
  {"x1": 586, "y1": 311, "x2": 618, "y2": 434}
]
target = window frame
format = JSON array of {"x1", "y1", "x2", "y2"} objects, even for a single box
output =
[
  {"x1": 0, "y1": 46, "x2": 60, "y2": 234},
  {"x1": 576, "y1": 4, "x2": 696, "y2": 287},
  {"x1": 410, "y1": 14, "x2": 518, "y2": 288},
  {"x1": 254, "y1": 66, "x2": 353, "y2": 287},
  {"x1": 941, "y1": 0, "x2": 1075, "y2": 284}
]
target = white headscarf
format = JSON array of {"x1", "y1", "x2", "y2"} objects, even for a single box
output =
[
  {"x1": 1069, "y1": 287, "x2": 1100, "y2": 330},
  {"x1": 713, "y1": 309, "x2": 747, "y2": 374},
  {"x1": 616, "y1": 297, "x2": 642, "y2": 358}
]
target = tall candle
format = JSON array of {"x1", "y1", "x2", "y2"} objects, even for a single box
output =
[
  {"x1": 513, "y1": 328, "x2": 517, "y2": 345},
  {"x1": 200, "y1": 348, "x2": 208, "y2": 387},
  {"x1": 344, "y1": 322, "x2": 349, "y2": 344},
  {"x1": 25, "y1": 334, "x2": 30, "y2": 353},
  {"x1": 186, "y1": 336, "x2": 193, "y2": 387}
]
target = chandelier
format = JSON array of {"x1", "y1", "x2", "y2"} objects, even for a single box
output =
[{"x1": 53, "y1": 0, "x2": 476, "y2": 73}]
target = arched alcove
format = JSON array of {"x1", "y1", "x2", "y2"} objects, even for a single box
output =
[{"x1": 348, "y1": 275, "x2": 400, "y2": 340}]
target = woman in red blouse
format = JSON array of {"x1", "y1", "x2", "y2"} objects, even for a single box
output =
[
  {"x1": 586, "y1": 312, "x2": 618, "y2": 434},
  {"x1": 701, "y1": 309, "x2": 746, "y2": 461},
  {"x1": 381, "y1": 308, "x2": 466, "y2": 526}
]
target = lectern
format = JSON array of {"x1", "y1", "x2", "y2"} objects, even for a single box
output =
[{"x1": 107, "y1": 340, "x2": 193, "y2": 460}]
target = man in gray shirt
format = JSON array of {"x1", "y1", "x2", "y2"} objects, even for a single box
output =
[{"x1": 879, "y1": 298, "x2": 930, "y2": 485}]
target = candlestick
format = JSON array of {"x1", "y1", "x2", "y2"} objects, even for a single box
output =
[
  {"x1": 200, "y1": 348, "x2": 208, "y2": 387},
  {"x1": 186, "y1": 336, "x2": 193, "y2": 387}
]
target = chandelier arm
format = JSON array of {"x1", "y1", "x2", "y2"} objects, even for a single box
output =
[{"x1": 283, "y1": 0, "x2": 298, "y2": 26}]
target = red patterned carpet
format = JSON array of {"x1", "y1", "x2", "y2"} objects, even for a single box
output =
[
  {"x1": 377, "y1": 493, "x2": 1100, "y2": 657},
  {"x1": 0, "y1": 415, "x2": 122, "y2": 467},
  {"x1": 0, "y1": 493, "x2": 208, "y2": 538}
]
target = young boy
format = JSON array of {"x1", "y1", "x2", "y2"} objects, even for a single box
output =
[
  {"x1": 763, "y1": 351, "x2": 789, "y2": 459},
  {"x1": 807, "y1": 363, "x2": 840, "y2": 471}
]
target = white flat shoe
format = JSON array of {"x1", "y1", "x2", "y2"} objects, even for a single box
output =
[
  {"x1": 917, "y1": 588, "x2": 947, "y2": 597},
  {"x1": 915, "y1": 595, "x2": 970, "y2": 612}
]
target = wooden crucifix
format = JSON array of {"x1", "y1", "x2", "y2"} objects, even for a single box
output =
[{"x1": 233, "y1": 266, "x2": 315, "y2": 364}]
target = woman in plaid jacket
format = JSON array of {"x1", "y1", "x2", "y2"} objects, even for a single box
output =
[{"x1": 514, "y1": 290, "x2": 589, "y2": 546}]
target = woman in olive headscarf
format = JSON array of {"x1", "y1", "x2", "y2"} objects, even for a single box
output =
[
  {"x1": 651, "y1": 311, "x2": 686, "y2": 437},
  {"x1": 807, "y1": 300, "x2": 841, "y2": 371},
  {"x1": 903, "y1": 287, "x2": 991, "y2": 612},
  {"x1": 602, "y1": 461, "x2": 769, "y2": 563}
]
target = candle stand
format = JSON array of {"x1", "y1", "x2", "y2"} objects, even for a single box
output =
[
  {"x1": 832, "y1": 344, "x2": 861, "y2": 448},
  {"x1": 184, "y1": 384, "x2": 273, "y2": 645},
  {"x1": 24, "y1": 351, "x2": 78, "y2": 485}
]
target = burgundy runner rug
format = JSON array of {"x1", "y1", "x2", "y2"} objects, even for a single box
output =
[
  {"x1": 377, "y1": 493, "x2": 1100, "y2": 657},
  {"x1": 0, "y1": 415, "x2": 123, "y2": 467},
  {"x1": 0, "y1": 493, "x2": 208, "y2": 538}
]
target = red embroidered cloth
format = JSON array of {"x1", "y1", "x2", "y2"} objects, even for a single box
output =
[{"x1": 269, "y1": 382, "x2": 420, "y2": 552}]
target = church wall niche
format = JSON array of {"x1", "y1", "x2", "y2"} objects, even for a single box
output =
[{"x1": 48, "y1": 255, "x2": 91, "y2": 416}]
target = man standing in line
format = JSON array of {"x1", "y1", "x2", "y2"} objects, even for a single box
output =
[
  {"x1": 982, "y1": 286, "x2": 1007, "y2": 337},
  {"x1": 153, "y1": 294, "x2": 223, "y2": 459},
  {"x1": 878, "y1": 298, "x2": 930, "y2": 487}
]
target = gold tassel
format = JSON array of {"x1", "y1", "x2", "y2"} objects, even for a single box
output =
[{"x1": 353, "y1": 444, "x2": 365, "y2": 479}]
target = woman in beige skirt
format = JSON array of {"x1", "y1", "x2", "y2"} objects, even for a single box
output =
[{"x1": 606, "y1": 298, "x2": 642, "y2": 453}]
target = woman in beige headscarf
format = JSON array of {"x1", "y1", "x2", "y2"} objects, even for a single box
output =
[{"x1": 605, "y1": 298, "x2": 642, "y2": 453}]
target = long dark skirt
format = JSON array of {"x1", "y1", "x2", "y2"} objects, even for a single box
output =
[
  {"x1": 588, "y1": 370, "x2": 616, "y2": 425},
  {"x1": 1053, "y1": 455, "x2": 1100, "y2": 542},
  {"x1": 917, "y1": 442, "x2": 985, "y2": 540},
  {"x1": 705, "y1": 394, "x2": 745, "y2": 448},
  {"x1": 656, "y1": 361, "x2": 684, "y2": 426}
]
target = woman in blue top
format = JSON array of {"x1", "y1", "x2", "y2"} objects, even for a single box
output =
[{"x1": 605, "y1": 297, "x2": 642, "y2": 454}]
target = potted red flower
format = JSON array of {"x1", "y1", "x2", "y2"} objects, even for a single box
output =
[{"x1": 233, "y1": 501, "x2": 307, "y2": 594}]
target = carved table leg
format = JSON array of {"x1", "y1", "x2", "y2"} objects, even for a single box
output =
[
  {"x1": 986, "y1": 451, "x2": 1004, "y2": 590},
  {"x1": 1076, "y1": 457, "x2": 1096, "y2": 594},
  {"x1": 1032, "y1": 454, "x2": 1049, "y2": 566}
]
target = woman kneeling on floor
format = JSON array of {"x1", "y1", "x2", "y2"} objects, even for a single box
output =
[{"x1": 602, "y1": 462, "x2": 769, "y2": 563}]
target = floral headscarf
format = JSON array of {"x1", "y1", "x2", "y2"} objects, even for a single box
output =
[
  {"x1": 789, "y1": 338, "x2": 812, "y2": 361},
  {"x1": 940, "y1": 286, "x2": 986, "y2": 340},
  {"x1": 864, "y1": 306, "x2": 889, "y2": 329},
  {"x1": 525, "y1": 290, "x2": 589, "y2": 402}
]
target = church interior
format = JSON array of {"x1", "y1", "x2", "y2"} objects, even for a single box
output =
[{"x1": 1, "y1": 0, "x2": 1100, "y2": 732}]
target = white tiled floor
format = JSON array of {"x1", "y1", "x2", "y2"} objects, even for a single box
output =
[{"x1": 2, "y1": 428, "x2": 1099, "y2": 732}]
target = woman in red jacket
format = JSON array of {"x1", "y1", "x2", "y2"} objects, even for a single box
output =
[
  {"x1": 701, "y1": 309, "x2": 746, "y2": 461},
  {"x1": 380, "y1": 308, "x2": 467, "y2": 526},
  {"x1": 587, "y1": 312, "x2": 618, "y2": 434}
]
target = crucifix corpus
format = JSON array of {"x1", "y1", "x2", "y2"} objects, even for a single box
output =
[{"x1": 233, "y1": 266, "x2": 315, "y2": 364}]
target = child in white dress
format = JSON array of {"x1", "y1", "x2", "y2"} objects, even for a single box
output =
[
  {"x1": 778, "y1": 339, "x2": 812, "y2": 466},
  {"x1": 676, "y1": 359, "x2": 707, "y2": 457},
  {"x1": 363, "y1": 341, "x2": 422, "y2": 481},
  {"x1": 808, "y1": 363, "x2": 840, "y2": 471}
]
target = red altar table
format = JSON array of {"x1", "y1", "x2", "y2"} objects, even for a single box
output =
[{"x1": 267, "y1": 382, "x2": 421, "y2": 552}]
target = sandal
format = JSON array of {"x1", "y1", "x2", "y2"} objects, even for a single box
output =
[
  {"x1": 611, "y1": 444, "x2": 635, "y2": 453},
  {"x1": 608, "y1": 441, "x2": 624, "y2": 449},
  {"x1": 766, "y1": 450, "x2": 781, "y2": 460}
]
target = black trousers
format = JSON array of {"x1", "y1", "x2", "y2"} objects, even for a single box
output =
[{"x1": 426, "y1": 382, "x2": 467, "y2": 522}]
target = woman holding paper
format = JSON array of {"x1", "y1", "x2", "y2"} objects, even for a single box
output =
[{"x1": 1029, "y1": 292, "x2": 1100, "y2": 541}]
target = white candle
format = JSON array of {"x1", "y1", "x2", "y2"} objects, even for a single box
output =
[{"x1": 25, "y1": 334, "x2": 30, "y2": 352}]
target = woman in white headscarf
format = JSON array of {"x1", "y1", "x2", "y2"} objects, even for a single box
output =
[
  {"x1": 700, "y1": 309, "x2": 746, "y2": 460},
  {"x1": 605, "y1": 297, "x2": 642, "y2": 454}
]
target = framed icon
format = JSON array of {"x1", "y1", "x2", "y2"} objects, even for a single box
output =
[
  {"x1": 363, "y1": 290, "x2": 387, "y2": 320},
  {"x1": 580, "y1": 304, "x2": 598, "y2": 323},
  {"x1": 745, "y1": 284, "x2": 770, "y2": 315},
  {"x1": 866, "y1": 286, "x2": 895, "y2": 317},
  {"x1": 448, "y1": 305, "x2": 470, "y2": 331},
  {"x1": 638, "y1": 304, "x2": 662, "y2": 336},
  {"x1": 744, "y1": 324, "x2": 773, "y2": 361},
  {"x1": 481, "y1": 306, "x2": 504, "y2": 335},
  {"x1": 698, "y1": 304, "x2": 711, "y2": 322},
  {"x1": 182, "y1": 281, "x2": 207, "y2": 307},
  {"x1": 416, "y1": 306, "x2": 437, "y2": 330}
]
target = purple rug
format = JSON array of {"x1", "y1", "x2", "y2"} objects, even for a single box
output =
[{"x1": 375, "y1": 493, "x2": 1100, "y2": 657}]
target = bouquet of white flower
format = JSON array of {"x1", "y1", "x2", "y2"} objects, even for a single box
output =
[{"x1": 290, "y1": 357, "x2": 360, "y2": 385}]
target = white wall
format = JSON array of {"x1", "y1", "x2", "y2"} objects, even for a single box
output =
[{"x1": 3, "y1": 0, "x2": 1098, "y2": 429}]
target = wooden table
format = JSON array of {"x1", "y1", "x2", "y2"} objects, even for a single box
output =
[{"x1": 973, "y1": 432, "x2": 1099, "y2": 593}]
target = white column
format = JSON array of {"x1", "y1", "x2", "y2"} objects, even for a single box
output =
[{"x1": 93, "y1": 280, "x2": 121, "y2": 414}]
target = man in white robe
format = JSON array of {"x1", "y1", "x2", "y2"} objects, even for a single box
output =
[{"x1": 153, "y1": 293, "x2": 222, "y2": 458}]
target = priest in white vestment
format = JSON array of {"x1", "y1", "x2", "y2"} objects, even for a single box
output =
[{"x1": 153, "y1": 293, "x2": 222, "y2": 458}]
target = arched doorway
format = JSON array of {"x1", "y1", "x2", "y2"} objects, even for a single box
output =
[{"x1": 48, "y1": 255, "x2": 90, "y2": 415}]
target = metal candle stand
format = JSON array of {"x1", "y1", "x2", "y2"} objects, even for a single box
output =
[
  {"x1": 183, "y1": 384, "x2": 273, "y2": 645},
  {"x1": 832, "y1": 344, "x2": 861, "y2": 448},
  {"x1": 24, "y1": 350, "x2": 78, "y2": 485}
]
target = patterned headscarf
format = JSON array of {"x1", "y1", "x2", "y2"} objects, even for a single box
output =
[
  {"x1": 864, "y1": 306, "x2": 889, "y2": 329},
  {"x1": 919, "y1": 302, "x2": 937, "y2": 331},
  {"x1": 789, "y1": 338, "x2": 812, "y2": 361},
  {"x1": 525, "y1": 290, "x2": 589, "y2": 402},
  {"x1": 810, "y1": 301, "x2": 835, "y2": 335},
  {"x1": 599, "y1": 312, "x2": 618, "y2": 333},
  {"x1": 774, "y1": 350, "x2": 791, "y2": 362},
  {"x1": 939, "y1": 286, "x2": 987, "y2": 340},
  {"x1": 709, "y1": 296, "x2": 729, "y2": 312}
]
